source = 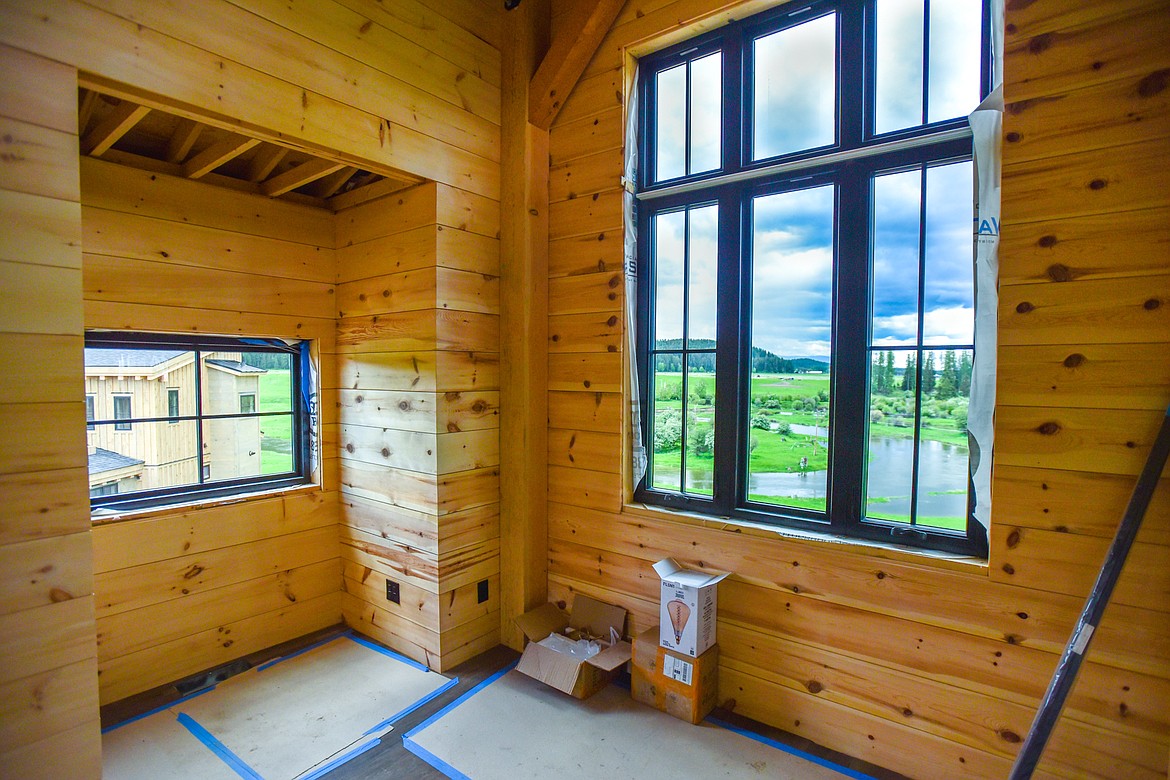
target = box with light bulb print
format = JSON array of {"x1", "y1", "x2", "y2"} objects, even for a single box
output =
[{"x1": 652, "y1": 558, "x2": 729, "y2": 658}]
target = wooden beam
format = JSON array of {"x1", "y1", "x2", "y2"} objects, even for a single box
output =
[
  {"x1": 261, "y1": 158, "x2": 346, "y2": 197},
  {"x1": 76, "y1": 89, "x2": 98, "y2": 136},
  {"x1": 182, "y1": 135, "x2": 260, "y2": 179},
  {"x1": 501, "y1": 0, "x2": 551, "y2": 649},
  {"x1": 246, "y1": 144, "x2": 288, "y2": 183},
  {"x1": 311, "y1": 165, "x2": 356, "y2": 198},
  {"x1": 528, "y1": 0, "x2": 625, "y2": 130},
  {"x1": 80, "y1": 99, "x2": 150, "y2": 156},
  {"x1": 165, "y1": 117, "x2": 203, "y2": 163}
]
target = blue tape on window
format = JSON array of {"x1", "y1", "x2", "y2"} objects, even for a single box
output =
[
  {"x1": 175, "y1": 713, "x2": 263, "y2": 780},
  {"x1": 362, "y1": 676, "x2": 460, "y2": 736},
  {"x1": 706, "y1": 716, "x2": 878, "y2": 780}
]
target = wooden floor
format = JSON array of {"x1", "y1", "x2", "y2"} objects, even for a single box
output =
[{"x1": 100, "y1": 627, "x2": 907, "y2": 780}]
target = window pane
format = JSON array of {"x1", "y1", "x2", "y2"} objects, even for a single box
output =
[
  {"x1": 923, "y1": 161, "x2": 974, "y2": 345},
  {"x1": 167, "y1": 388, "x2": 180, "y2": 419},
  {"x1": 689, "y1": 52, "x2": 723, "y2": 174},
  {"x1": 86, "y1": 395, "x2": 95, "y2": 431},
  {"x1": 88, "y1": 420, "x2": 198, "y2": 496},
  {"x1": 748, "y1": 185, "x2": 834, "y2": 511},
  {"x1": 928, "y1": 0, "x2": 983, "y2": 123},
  {"x1": 240, "y1": 393, "x2": 257, "y2": 414},
  {"x1": 871, "y1": 169, "x2": 922, "y2": 345},
  {"x1": 113, "y1": 395, "x2": 132, "y2": 431},
  {"x1": 655, "y1": 64, "x2": 686, "y2": 181},
  {"x1": 650, "y1": 356, "x2": 684, "y2": 492},
  {"x1": 684, "y1": 354, "x2": 715, "y2": 496},
  {"x1": 917, "y1": 348, "x2": 971, "y2": 530},
  {"x1": 654, "y1": 211, "x2": 686, "y2": 344},
  {"x1": 753, "y1": 13, "x2": 836, "y2": 160},
  {"x1": 865, "y1": 349, "x2": 918, "y2": 521},
  {"x1": 686, "y1": 204, "x2": 719, "y2": 347},
  {"x1": 874, "y1": 0, "x2": 924, "y2": 133}
]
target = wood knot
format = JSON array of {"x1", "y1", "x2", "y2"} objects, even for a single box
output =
[
  {"x1": 999, "y1": 729, "x2": 1021, "y2": 743},
  {"x1": 183, "y1": 564, "x2": 205, "y2": 580},
  {"x1": 608, "y1": 275, "x2": 621, "y2": 289},
  {"x1": 607, "y1": 315, "x2": 619, "y2": 327},
  {"x1": 472, "y1": 400, "x2": 488, "y2": 413},
  {"x1": 875, "y1": 570, "x2": 886, "y2": 580},
  {"x1": 1046, "y1": 264, "x2": 1071, "y2": 282},
  {"x1": 1015, "y1": 301, "x2": 1034, "y2": 314},
  {"x1": 1005, "y1": 131, "x2": 1021, "y2": 143},
  {"x1": 1087, "y1": 178, "x2": 1107, "y2": 190},
  {"x1": 1138, "y1": 69, "x2": 1170, "y2": 98},
  {"x1": 901, "y1": 707, "x2": 913, "y2": 718},
  {"x1": 398, "y1": 400, "x2": 411, "y2": 411},
  {"x1": 1037, "y1": 234, "x2": 1058, "y2": 248},
  {"x1": 380, "y1": 448, "x2": 390, "y2": 458},
  {"x1": 1143, "y1": 298, "x2": 1161, "y2": 310},
  {"x1": 1027, "y1": 33, "x2": 1054, "y2": 54},
  {"x1": 805, "y1": 680, "x2": 823, "y2": 694},
  {"x1": 1006, "y1": 529, "x2": 1021, "y2": 548},
  {"x1": 1002, "y1": 563, "x2": 1015, "y2": 575},
  {"x1": 1017, "y1": 612, "x2": 1029, "y2": 620},
  {"x1": 346, "y1": 443, "x2": 355, "y2": 453},
  {"x1": 1037, "y1": 421, "x2": 1060, "y2": 435},
  {"x1": 1062, "y1": 353, "x2": 1086, "y2": 368},
  {"x1": 49, "y1": 587, "x2": 73, "y2": 603}
]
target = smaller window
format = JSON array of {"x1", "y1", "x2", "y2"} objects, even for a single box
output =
[
  {"x1": 239, "y1": 393, "x2": 257, "y2": 415},
  {"x1": 167, "y1": 388, "x2": 180, "y2": 422},
  {"x1": 86, "y1": 395, "x2": 95, "y2": 431},
  {"x1": 113, "y1": 395, "x2": 132, "y2": 431},
  {"x1": 90, "y1": 482, "x2": 119, "y2": 498}
]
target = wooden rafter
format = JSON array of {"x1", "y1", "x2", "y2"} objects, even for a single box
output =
[
  {"x1": 166, "y1": 118, "x2": 204, "y2": 163},
  {"x1": 261, "y1": 158, "x2": 346, "y2": 197},
  {"x1": 311, "y1": 165, "x2": 357, "y2": 198},
  {"x1": 528, "y1": 0, "x2": 625, "y2": 130},
  {"x1": 182, "y1": 135, "x2": 260, "y2": 179},
  {"x1": 246, "y1": 145, "x2": 289, "y2": 182},
  {"x1": 81, "y1": 99, "x2": 151, "y2": 156},
  {"x1": 77, "y1": 89, "x2": 99, "y2": 136}
]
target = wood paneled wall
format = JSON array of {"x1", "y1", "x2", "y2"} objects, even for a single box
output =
[
  {"x1": 82, "y1": 158, "x2": 342, "y2": 705},
  {"x1": 0, "y1": 45, "x2": 101, "y2": 778},
  {"x1": 334, "y1": 182, "x2": 502, "y2": 672},
  {"x1": 544, "y1": 1, "x2": 1170, "y2": 778}
]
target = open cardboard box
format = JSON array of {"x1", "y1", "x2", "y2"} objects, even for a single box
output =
[{"x1": 514, "y1": 594, "x2": 633, "y2": 699}]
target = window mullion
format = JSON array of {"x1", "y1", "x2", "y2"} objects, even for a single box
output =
[{"x1": 713, "y1": 189, "x2": 743, "y2": 516}]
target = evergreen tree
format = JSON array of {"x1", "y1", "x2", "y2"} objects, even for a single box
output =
[
  {"x1": 883, "y1": 351, "x2": 896, "y2": 395},
  {"x1": 958, "y1": 351, "x2": 973, "y2": 396},
  {"x1": 922, "y1": 351, "x2": 936, "y2": 395},
  {"x1": 936, "y1": 349, "x2": 959, "y2": 399},
  {"x1": 902, "y1": 353, "x2": 917, "y2": 392}
]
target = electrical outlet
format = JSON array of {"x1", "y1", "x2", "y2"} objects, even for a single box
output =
[
  {"x1": 386, "y1": 579, "x2": 400, "y2": 604},
  {"x1": 477, "y1": 579, "x2": 489, "y2": 604}
]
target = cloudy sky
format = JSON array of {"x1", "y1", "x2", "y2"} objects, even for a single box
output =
[{"x1": 652, "y1": 1, "x2": 982, "y2": 362}]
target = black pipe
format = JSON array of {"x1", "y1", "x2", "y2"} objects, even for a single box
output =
[{"x1": 1009, "y1": 403, "x2": 1170, "y2": 778}]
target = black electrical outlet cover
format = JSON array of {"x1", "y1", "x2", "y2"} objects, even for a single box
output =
[
  {"x1": 477, "y1": 579, "x2": 489, "y2": 604},
  {"x1": 386, "y1": 579, "x2": 400, "y2": 604}
]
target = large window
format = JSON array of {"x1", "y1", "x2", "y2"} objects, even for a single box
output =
[
  {"x1": 636, "y1": 0, "x2": 990, "y2": 555},
  {"x1": 84, "y1": 332, "x2": 313, "y2": 512}
]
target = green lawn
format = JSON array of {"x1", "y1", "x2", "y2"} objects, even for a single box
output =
[{"x1": 257, "y1": 369, "x2": 294, "y2": 474}]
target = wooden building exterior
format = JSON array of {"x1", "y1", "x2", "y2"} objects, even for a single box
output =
[{"x1": 0, "y1": 1, "x2": 1166, "y2": 778}]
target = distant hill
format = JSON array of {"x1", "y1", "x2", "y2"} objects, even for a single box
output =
[{"x1": 653, "y1": 339, "x2": 828, "y2": 374}]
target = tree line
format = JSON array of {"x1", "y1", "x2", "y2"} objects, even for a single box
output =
[{"x1": 871, "y1": 349, "x2": 972, "y2": 399}]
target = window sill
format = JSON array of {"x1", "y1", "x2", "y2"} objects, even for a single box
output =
[
  {"x1": 620, "y1": 500, "x2": 988, "y2": 574},
  {"x1": 90, "y1": 481, "x2": 321, "y2": 526}
]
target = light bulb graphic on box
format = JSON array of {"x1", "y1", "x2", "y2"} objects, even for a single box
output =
[{"x1": 666, "y1": 599, "x2": 690, "y2": 643}]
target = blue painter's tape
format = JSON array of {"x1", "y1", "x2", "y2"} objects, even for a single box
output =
[
  {"x1": 176, "y1": 713, "x2": 264, "y2": 780},
  {"x1": 402, "y1": 662, "x2": 517, "y2": 741},
  {"x1": 362, "y1": 676, "x2": 461, "y2": 737},
  {"x1": 295, "y1": 737, "x2": 381, "y2": 780},
  {"x1": 706, "y1": 716, "x2": 878, "y2": 780},
  {"x1": 402, "y1": 735, "x2": 471, "y2": 780},
  {"x1": 256, "y1": 630, "x2": 352, "y2": 672},
  {"x1": 346, "y1": 633, "x2": 431, "y2": 672},
  {"x1": 101, "y1": 685, "x2": 217, "y2": 734}
]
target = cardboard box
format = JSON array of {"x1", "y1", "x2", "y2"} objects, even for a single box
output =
[
  {"x1": 514, "y1": 594, "x2": 632, "y2": 699},
  {"x1": 652, "y1": 557, "x2": 729, "y2": 657},
  {"x1": 631, "y1": 626, "x2": 719, "y2": 724}
]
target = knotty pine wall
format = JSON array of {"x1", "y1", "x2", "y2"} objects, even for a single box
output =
[
  {"x1": 545, "y1": 1, "x2": 1170, "y2": 778},
  {"x1": 0, "y1": 1, "x2": 502, "y2": 774},
  {"x1": 82, "y1": 158, "x2": 342, "y2": 705},
  {"x1": 334, "y1": 182, "x2": 503, "y2": 672},
  {"x1": 0, "y1": 46, "x2": 100, "y2": 778}
]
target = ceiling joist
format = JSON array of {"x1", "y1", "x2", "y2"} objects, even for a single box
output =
[
  {"x1": 528, "y1": 0, "x2": 625, "y2": 130},
  {"x1": 81, "y1": 100, "x2": 151, "y2": 156},
  {"x1": 166, "y1": 118, "x2": 204, "y2": 164},
  {"x1": 261, "y1": 158, "x2": 347, "y2": 197},
  {"x1": 182, "y1": 135, "x2": 261, "y2": 179}
]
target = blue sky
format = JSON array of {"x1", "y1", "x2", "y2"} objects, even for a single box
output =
[{"x1": 652, "y1": 1, "x2": 981, "y2": 361}]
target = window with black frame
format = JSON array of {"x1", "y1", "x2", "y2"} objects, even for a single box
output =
[
  {"x1": 635, "y1": 0, "x2": 990, "y2": 555},
  {"x1": 84, "y1": 332, "x2": 313, "y2": 511}
]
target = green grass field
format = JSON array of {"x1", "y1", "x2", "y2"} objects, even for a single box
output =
[{"x1": 257, "y1": 369, "x2": 294, "y2": 474}]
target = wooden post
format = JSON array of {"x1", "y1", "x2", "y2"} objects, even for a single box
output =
[{"x1": 500, "y1": 0, "x2": 551, "y2": 649}]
